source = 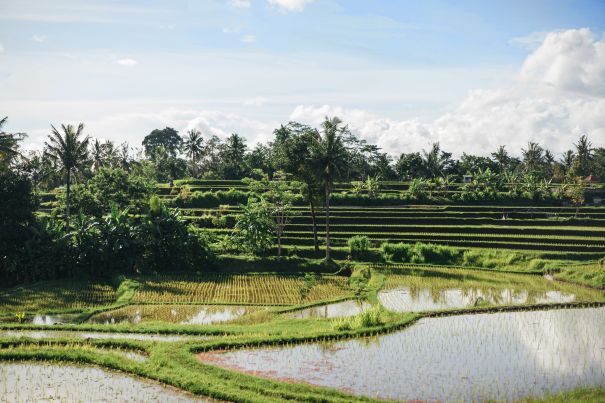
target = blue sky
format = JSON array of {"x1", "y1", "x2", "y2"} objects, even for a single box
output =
[{"x1": 1, "y1": 0, "x2": 604, "y2": 155}]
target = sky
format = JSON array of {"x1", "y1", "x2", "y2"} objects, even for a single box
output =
[{"x1": 0, "y1": 0, "x2": 604, "y2": 157}]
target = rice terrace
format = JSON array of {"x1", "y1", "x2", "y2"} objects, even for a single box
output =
[{"x1": 2, "y1": 1, "x2": 605, "y2": 402}]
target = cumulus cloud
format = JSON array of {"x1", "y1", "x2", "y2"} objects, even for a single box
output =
[
  {"x1": 116, "y1": 58, "x2": 138, "y2": 67},
  {"x1": 290, "y1": 28, "x2": 605, "y2": 157},
  {"x1": 267, "y1": 0, "x2": 314, "y2": 12}
]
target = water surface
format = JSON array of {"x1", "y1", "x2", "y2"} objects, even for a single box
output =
[
  {"x1": 201, "y1": 307, "x2": 605, "y2": 401},
  {"x1": 89, "y1": 305, "x2": 260, "y2": 325},
  {"x1": 289, "y1": 300, "x2": 371, "y2": 319},
  {"x1": 0, "y1": 362, "x2": 209, "y2": 402}
]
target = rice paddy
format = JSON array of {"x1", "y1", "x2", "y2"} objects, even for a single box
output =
[
  {"x1": 132, "y1": 273, "x2": 352, "y2": 305},
  {"x1": 377, "y1": 267, "x2": 605, "y2": 312},
  {"x1": 200, "y1": 307, "x2": 605, "y2": 401},
  {"x1": 0, "y1": 363, "x2": 208, "y2": 402},
  {"x1": 88, "y1": 304, "x2": 264, "y2": 325}
]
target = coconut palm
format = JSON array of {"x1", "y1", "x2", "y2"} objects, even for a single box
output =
[
  {"x1": 521, "y1": 142, "x2": 544, "y2": 174},
  {"x1": 45, "y1": 123, "x2": 90, "y2": 226},
  {"x1": 0, "y1": 116, "x2": 27, "y2": 166},
  {"x1": 491, "y1": 145, "x2": 510, "y2": 173},
  {"x1": 310, "y1": 117, "x2": 349, "y2": 261},
  {"x1": 184, "y1": 129, "x2": 204, "y2": 162},
  {"x1": 572, "y1": 134, "x2": 593, "y2": 177}
]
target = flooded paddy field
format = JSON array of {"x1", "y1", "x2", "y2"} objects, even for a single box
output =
[
  {"x1": 378, "y1": 268, "x2": 604, "y2": 312},
  {"x1": 88, "y1": 304, "x2": 263, "y2": 325},
  {"x1": 0, "y1": 330, "x2": 205, "y2": 342},
  {"x1": 0, "y1": 362, "x2": 208, "y2": 402},
  {"x1": 288, "y1": 300, "x2": 371, "y2": 319},
  {"x1": 200, "y1": 307, "x2": 605, "y2": 401}
]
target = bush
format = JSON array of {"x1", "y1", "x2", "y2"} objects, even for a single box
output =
[
  {"x1": 348, "y1": 235, "x2": 370, "y2": 260},
  {"x1": 381, "y1": 242, "x2": 414, "y2": 262},
  {"x1": 381, "y1": 242, "x2": 461, "y2": 265}
]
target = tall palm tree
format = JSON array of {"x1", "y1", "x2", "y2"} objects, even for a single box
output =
[
  {"x1": 573, "y1": 134, "x2": 593, "y2": 177},
  {"x1": 45, "y1": 123, "x2": 90, "y2": 226},
  {"x1": 310, "y1": 117, "x2": 348, "y2": 261},
  {"x1": 91, "y1": 139, "x2": 104, "y2": 172},
  {"x1": 421, "y1": 143, "x2": 448, "y2": 178},
  {"x1": 184, "y1": 129, "x2": 204, "y2": 163},
  {"x1": 521, "y1": 142, "x2": 544, "y2": 174},
  {"x1": 491, "y1": 145, "x2": 510, "y2": 173},
  {"x1": 0, "y1": 116, "x2": 26, "y2": 166}
]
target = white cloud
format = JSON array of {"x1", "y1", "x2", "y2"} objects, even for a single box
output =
[
  {"x1": 229, "y1": 0, "x2": 251, "y2": 8},
  {"x1": 289, "y1": 29, "x2": 605, "y2": 157},
  {"x1": 32, "y1": 34, "x2": 47, "y2": 43},
  {"x1": 241, "y1": 35, "x2": 256, "y2": 44},
  {"x1": 519, "y1": 28, "x2": 605, "y2": 97},
  {"x1": 0, "y1": 43, "x2": 4, "y2": 54},
  {"x1": 267, "y1": 0, "x2": 314, "y2": 12},
  {"x1": 116, "y1": 58, "x2": 138, "y2": 67},
  {"x1": 509, "y1": 31, "x2": 550, "y2": 49}
]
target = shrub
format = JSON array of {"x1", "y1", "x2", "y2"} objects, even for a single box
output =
[
  {"x1": 381, "y1": 242, "x2": 461, "y2": 265},
  {"x1": 381, "y1": 242, "x2": 414, "y2": 262},
  {"x1": 348, "y1": 235, "x2": 371, "y2": 260}
]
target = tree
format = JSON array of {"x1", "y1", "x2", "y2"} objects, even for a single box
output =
[
  {"x1": 310, "y1": 117, "x2": 349, "y2": 261},
  {"x1": 142, "y1": 127, "x2": 182, "y2": 159},
  {"x1": 571, "y1": 134, "x2": 593, "y2": 177},
  {"x1": 233, "y1": 198, "x2": 274, "y2": 255},
  {"x1": 521, "y1": 142, "x2": 544, "y2": 175},
  {"x1": 564, "y1": 178, "x2": 587, "y2": 218},
  {"x1": 217, "y1": 133, "x2": 248, "y2": 179},
  {"x1": 395, "y1": 152, "x2": 423, "y2": 180},
  {"x1": 183, "y1": 129, "x2": 204, "y2": 177},
  {"x1": 245, "y1": 170, "x2": 298, "y2": 257},
  {"x1": 0, "y1": 116, "x2": 27, "y2": 167},
  {"x1": 273, "y1": 123, "x2": 323, "y2": 252},
  {"x1": 44, "y1": 123, "x2": 90, "y2": 226},
  {"x1": 421, "y1": 143, "x2": 454, "y2": 178},
  {"x1": 491, "y1": 146, "x2": 511, "y2": 173}
]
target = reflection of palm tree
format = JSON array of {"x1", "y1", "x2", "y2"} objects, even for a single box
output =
[{"x1": 45, "y1": 123, "x2": 90, "y2": 226}]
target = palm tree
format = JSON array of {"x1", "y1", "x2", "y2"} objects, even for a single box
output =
[
  {"x1": 573, "y1": 134, "x2": 593, "y2": 177},
  {"x1": 0, "y1": 116, "x2": 26, "y2": 166},
  {"x1": 184, "y1": 129, "x2": 204, "y2": 162},
  {"x1": 310, "y1": 117, "x2": 348, "y2": 261},
  {"x1": 45, "y1": 123, "x2": 90, "y2": 226},
  {"x1": 91, "y1": 139, "x2": 104, "y2": 172},
  {"x1": 421, "y1": 142, "x2": 449, "y2": 178},
  {"x1": 521, "y1": 142, "x2": 544, "y2": 174},
  {"x1": 491, "y1": 145, "x2": 510, "y2": 173}
]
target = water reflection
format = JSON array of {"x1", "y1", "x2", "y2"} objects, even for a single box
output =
[
  {"x1": 202, "y1": 307, "x2": 605, "y2": 401},
  {"x1": 289, "y1": 300, "x2": 371, "y2": 319},
  {"x1": 379, "y1": 287, "x2": 578, "y2": 312},
  {"x1": 88, "y1": 305, "x2": 259, "y2": 325}
]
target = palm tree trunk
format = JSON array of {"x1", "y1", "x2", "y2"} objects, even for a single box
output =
[
  {"x1": 65, "y1": 169, "x2": 71, "y2": 228},
  {"x1": 310, "y1": 199, "x2": 319, "y2": 253},
  {"x1": 277, "y1": 230, "x2": 282, "y2": 257},
  {"x1": 325, "y1": 180, "x2": 331, "y2": 261}
]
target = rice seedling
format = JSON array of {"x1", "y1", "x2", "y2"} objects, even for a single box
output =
[
  {"x1": 132, "y1": 273, "x2": 352, "y2": 305},
  {"x1": 204, "y1": 307, "x2": 605, "y2": 402}
]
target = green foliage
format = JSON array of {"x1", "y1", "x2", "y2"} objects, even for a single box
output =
[
  {"x1": 381, "y1": 242, "x2": 462, "y2": 265},
  {"x1": 333, "y1": 305, "x2": 384, "y2": 331},
  {"x1": 348, "y1": 235, "x2": 370, "y2": 260},
  {"x1": 142, "y1": 127, "x2": 182, "y2": 158},
  {"x1": 56, "y1": 167, "x2": 153, "y2": 217},
  {"x1": 232, "y1": 199, "x2": 275, "y2": 256}
]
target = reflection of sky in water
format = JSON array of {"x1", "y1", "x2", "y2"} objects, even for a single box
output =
[
  {"x1": 0, "y1": 330, "x2": 201, "y2": 342},
  {"x1": 211, "y1": 308, "x2": 605, "y2": 401},
  {"x1": 0, "y1": 363, "x2": 202, "y2": 402},
  {"x1": 379, "y1": 287, "x2": 578, "y2": 312},
  {"x1": 290, "y1": 300, "x2": 371, "y2": 319},
  {"x1": 181, "y1": 307, "x2": 250, "y2": 325}
]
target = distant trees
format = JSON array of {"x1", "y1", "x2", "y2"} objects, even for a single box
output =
[
  {"x1": 0, "y1": 116, "x2": 27, "y2": 167},
  {"x1": 142, "y1": 127, "x2": 183, "y2": 158},
  {"x1": 45, "y1": 123, "x2": 90, "y2": 226}
]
